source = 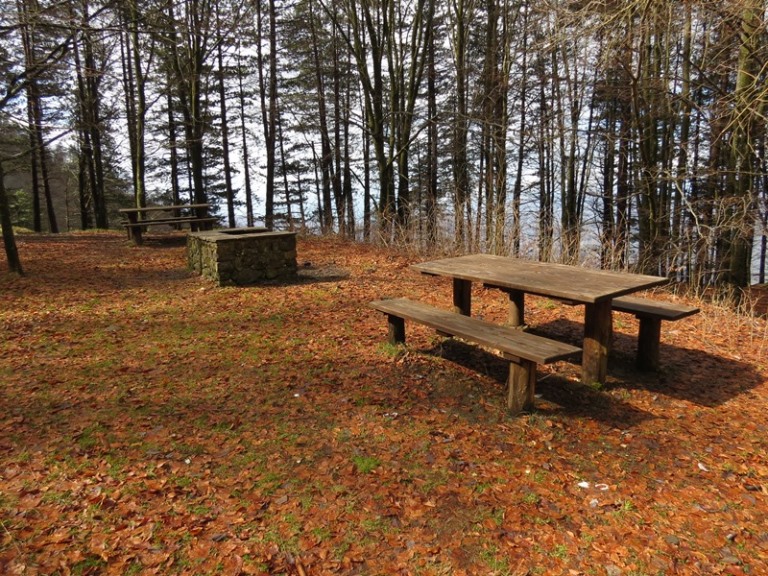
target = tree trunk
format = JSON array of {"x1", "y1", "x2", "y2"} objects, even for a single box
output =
[
  {"x1": 166, "y1": 0, "x2": 210, "y2": 210},
  {"x1": 308, "y1": 0, "x2": 334, "y2": 234},
  {"x1": 237, "y1": 49, "x2": 255, "y2": 228},
  {"x1": 167, "y1": 88, "x2": 182, "y2": 205},
  {"x1": 215, "y1": 4, "x2": 236, "y2": 228},
  {"x1": 425, "y1": 8, "x2": 438, "y2": 249},
  {"x1": 511, "y1": 6, "x2": 529, "y2": 257},
  {"x1": 449, "y1": 0, "x2": 473, "y2": 250},
  {"x1": 127, "y1": 0, "x2": 148, "y2": 211},
  {"x1": 256, "y1": 0, "x2": 277, "y2": 228},
  {"x1": 725, "y1": 0, "x2": 762, "y2": 290},
  {"x1": 0, "y1": 161, "x2": 23, "y2": 275},
  {"x1": 81, "y1": 3, "x2": 107, "y2": 228}
]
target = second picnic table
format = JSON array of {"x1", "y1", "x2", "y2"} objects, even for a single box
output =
[
  {"x1": 411, "y1": 254, "x2": 669, "y2": 385},
  {"x1": 119, "y1": 203, "x2": 217, "y2": 245}
]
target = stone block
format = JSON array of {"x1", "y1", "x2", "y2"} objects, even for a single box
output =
[{"x1": 187, "y1": 228, "x2": 297, "y2": 286}]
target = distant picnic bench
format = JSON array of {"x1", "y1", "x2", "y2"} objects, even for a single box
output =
[{"x1": 119, "y1": 203, "x2": 217, "y2": 245}]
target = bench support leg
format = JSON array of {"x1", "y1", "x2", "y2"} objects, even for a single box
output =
[
  {"x1": 386, "y1": 314, "x2": 405, "y2": 344},
  {"x1": 507, "y1": 359, "x2": 536, "y2": 414},
  {"x1": 636, "y1": 317, "x2": 661, "y2": 371}
]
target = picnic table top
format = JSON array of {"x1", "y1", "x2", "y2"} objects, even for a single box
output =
[
  {"x1": 118, "y1": 203, "x2": 211, "y2": 214},
  {"x1": 412, "y1": 254, "x2": 668, "y2": 304}
]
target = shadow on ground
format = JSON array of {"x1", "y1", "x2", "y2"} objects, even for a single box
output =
[
  {"x1": 531, "y1": 318, "x2": 762, "y2": 408},
  {"x1": 421, "y1": 338, "x2": 653, "y2": 427}
]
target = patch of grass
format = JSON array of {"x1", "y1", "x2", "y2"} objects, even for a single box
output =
[
  {"x1": 40, "y1": 489, "x2": 74, "y2": 506},
  {"x1": 522, "y1": 492, "x2": 541, "y2": 505},
  {"x1": 550, "y1": 543, "x2": 568, "y2": 560},
  {"x1": 613, "y1": 499, "x2": 636, "y2": 517},
  {"x1": 280, "y1": 512, "x2": 303, "y2": 536},
  {"x1": 310, "y1": 526, "x2": 332, "y2": 541},
  {"x1": 13, "y1": 450, "x2": 32, "y2": 464},
  {"x1": 525, "y1": 513, "x2": 552, "y2": 526},
  {"x1": 473, "y1": 481, "x2": 494, "y2": 494},
  {"x1": 76, "y1": 423, "x2": 106, "y2": 451},
  {"x1": 173, "y1": 475, "x2": 193, "y2": 489},
  {"x1": 71, "y1": 555, "x2": 107, "y2": 575},
  {"x1": 352, "y1": 455, "x2": 381, "y2": 474},
  {"x1": 476, "y1": 506, "x2": 506, "y2": 528},
  {"x1": 171, "y1": 441, "x2": 207, "y2": 458},
  {"x1": 255, "y1": 471, "x2": 284, "y2": 495},
  {"x1": 334, "y1": 539, "x2": 352, "y2": 561},
  {"x1": 478, "y1": 545, "x2": 511, "y2": 574},
  {"x1": 361, "y1": 516, "x2": 391, "y2": 534},
  {"x1": 298, "y1": 493, "x2": 314, "y2": 510},
  {"x1": 124, "y1": 561, "x2": 143, "y2": 576},
  {"x1": 191, "y1": 504, "x2": 212, "y2": 516},
  {"x1": 532, "y1": 469, "x2": 547, "y2": 483},
  {"x1": 263, "y1": 526, "x2": 299, "y2": 551},
  {"x1": 378, "y1": 341, "x2": 404, "y2": 357}
]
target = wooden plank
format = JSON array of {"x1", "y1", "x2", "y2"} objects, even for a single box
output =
[
  {"x1": 413, "y1": 254, "x2": 668, "y2": 304},
  {"x1": 121, "y1": 217, "x2": 218, "y2": 228},
  {"x1": 134, "y1": 217, "x2": 216, "y2": 225},
  {"x1": 612, "y1": 296, "x2": 699, "y2": 320},
  {"x1": 119, "y1": 203, "x2": 211, "y2": 214},
  {"x1": 122, "y1": 216, "x2": 217, "y2": 244},
  {"x1": 612, "y1": 297, "x2": 698, "y2": 372},
  {"x1": 370, "y1": 298, "x2": 581, "y2": 365}
]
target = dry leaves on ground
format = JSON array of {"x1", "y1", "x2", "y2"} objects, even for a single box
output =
[{"x1": 1, "y1": 231, "x2": 767, "y2": 575}]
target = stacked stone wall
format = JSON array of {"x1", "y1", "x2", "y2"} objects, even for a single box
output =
[{"x1": 188, "y1": 229, "x2": 297, "y2": 286}]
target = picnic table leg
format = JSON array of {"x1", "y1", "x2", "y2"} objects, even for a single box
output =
[
  {"x1": 125, "y1": 213, "x2": 143, "y2": 245},
  {"x1": 582, "y1": 300, "x2": 612, "y2": 385},
  {"x1": 131, "y1": 223, "x2": 144, "y2": 245},
  {"x1": 636, "y1": 316, "x2": 661, "y2": 371},
  {"x1": 507, "y1": 289, "x2": 525, "y2": 327},
  {"x1": 453, "y1": 278, "x2": 472, "y2": 316}
]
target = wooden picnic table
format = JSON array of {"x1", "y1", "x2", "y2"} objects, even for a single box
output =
[
  {"x1": 412, "y1": 254, "x2": 668, "y2": 385},
  {"x1": 119, "y1": 203, "x2": 216, "y2": 245}
]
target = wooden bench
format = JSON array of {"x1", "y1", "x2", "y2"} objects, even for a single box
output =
[
  {"x1": 611, "y1": 296, "x2": 699, "y2": 370},
  {"x1": 119, "y1": 204, "x2": 217, "y2": 245},
  {"x1": 370, "y1": 298, "x2": 582, "y2": 414}
]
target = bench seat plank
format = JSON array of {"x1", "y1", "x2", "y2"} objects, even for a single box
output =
[
  {"x1": 611, "y1": 296, "x2": 699, "y2": 370},
  {"x1": 121, "y1": 216, "x2": 218, "y2": 228},
  {"x1": 121, "y1": 217, "x2": 217, "y2": 245},
  {"x1": 371, "y1": 298, "x2": 581, "y2": 414},
  {"x1": 612, "y1": 296, "x2": 699, "y2": 320},
  {"x1": 371, "y1": 298, "x2": 580, "y2": 364}
]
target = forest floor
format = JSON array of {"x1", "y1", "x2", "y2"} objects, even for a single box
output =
[{"x1": 1, "y1": 231, "x2": 768, "y2": 576}]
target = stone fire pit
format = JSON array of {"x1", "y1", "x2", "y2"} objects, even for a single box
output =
[{"x1": 187, "y1": 228, "x2": 297, "y2": 286}]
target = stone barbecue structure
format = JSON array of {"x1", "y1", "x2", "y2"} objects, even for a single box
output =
[{"x1": 187, "y1": 228, "x2": 297, "y2": 286}]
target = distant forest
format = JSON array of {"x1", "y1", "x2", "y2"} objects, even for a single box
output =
[{"x1": 1, "y1": 0, "x2": 766, "y2": 289}]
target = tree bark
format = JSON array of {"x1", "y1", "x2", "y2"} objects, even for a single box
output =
[{"x1": 0, "y1": 161, "x2": 23, "y2": 275}]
